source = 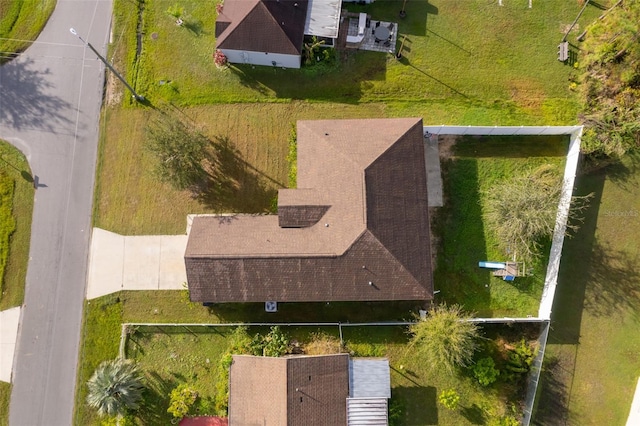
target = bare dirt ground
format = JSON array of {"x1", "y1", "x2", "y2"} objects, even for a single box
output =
[{"x1": 105, "y1": 71, "x2": 122, "y2": 106}]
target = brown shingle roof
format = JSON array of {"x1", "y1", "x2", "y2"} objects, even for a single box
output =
[
  {"x1": 216, "y1": 0, "x2": 309, "y2": 55},
  {"x1": 185, "y1": 118, "x2": 433, "y2": 303},
  {"x1": 229, "y1": 354, "x2": 349, "y2": 426}
]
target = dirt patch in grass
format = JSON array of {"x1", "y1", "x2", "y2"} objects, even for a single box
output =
[{"x1": 508, "y1": 79, "x2": 546, "y2": 112}]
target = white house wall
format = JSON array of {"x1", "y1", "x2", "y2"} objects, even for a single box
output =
[{"x1": 222, "y1": 49, "x2": 301, "y2": 69}]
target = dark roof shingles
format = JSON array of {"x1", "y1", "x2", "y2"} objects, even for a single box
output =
[
  {"x1": 185, "y1": 118, "x2": 433, "y2": 303},
  {"x1": 216, "y1": 0, "x2": 308, "y2": 55}
]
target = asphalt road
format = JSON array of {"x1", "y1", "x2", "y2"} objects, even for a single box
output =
[{"x1": 0, "y1": 0, "x2": 113, "y2": 424}]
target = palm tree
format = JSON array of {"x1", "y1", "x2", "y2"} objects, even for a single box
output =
[{"x1": 87, "y1": 359, "x2": 145, "y2": 418}]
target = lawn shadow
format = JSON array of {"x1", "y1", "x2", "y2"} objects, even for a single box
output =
[
  {"x1": 531, "y1": 355, "x2": 570, "y2": 425},
  {"x1": 582, "y1": 239, "x2": 640, "y2": 317},
  {"x1": 460, "y1": 403, "x2": 486, "y2": 425},
  {"x1": 228, "y1": 50, "x2": 387, "y2": 103},
  {"x1": 396, "y1": 55, "x2": 469, "y2": 98},
  {"x1": 393, "y1": 386, "x2": 438, "y2": 425},
  {"x1": 0, "y1": 57, "x2": 74, "y2": 133},
  {"x1": 209, "y1": 300, "x2": 422, "y2": 323},
  {"x1": 183, "y1": 19, "x2": 206, "y2": 36},
  {"x1": 434, "y1": 157, "x2": 491, "y2": 316},
  {"x1": 452, "y1": 135, "x2": 570, "y2": 158},
  {"x1": 194, "y1": 135, "x2": 279, "y2": 213},
  {"x1": 138, "y1": 370, "x2": 176, "y2": 425},
  {"x1": 547, "y1": 168, "x2": 605, "y2": 344}
]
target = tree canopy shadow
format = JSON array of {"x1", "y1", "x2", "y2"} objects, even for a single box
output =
[
  {"x1": 0, "y1": 57, "x2": 73, "y2": 133},
  {"x1": 194, "y1": 135, "x2": 278, "y2": 212},
  {"x1": 582, "y1": 240, "x2": 640, "y2": 317}
]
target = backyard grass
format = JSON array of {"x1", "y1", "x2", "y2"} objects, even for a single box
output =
[
  {"x1": 434, "y1": 135, "x2": 568, "y2": 317},
  {"x1": 75, "y1": 289, "x2": 540, "y2": 425},
  {"x1": 0, "y1": 140, "x2": 34, "y2": 310},
  {"x1": 533, "y1": 152, "x2": 640, "y2": 425},
  {"x1": 0, "y1": 0, "x2": 56, "y2": 63}
]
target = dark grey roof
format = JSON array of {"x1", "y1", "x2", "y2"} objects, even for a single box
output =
[
  {"x1": 216, "y1": 0, "x2": 309, "y2": 55},
  {"x1": 185, "y1": 118, "x2": 433, "y2": 303}
]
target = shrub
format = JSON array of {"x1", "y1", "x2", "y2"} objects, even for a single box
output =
[
  {"x1": 472, "y1": 357, "x2": 500, "y2": 387},
  {"x1": 438, "y1": 389, "x2": 460, "y2": 410},
  {"x1": 408, "y1": 304, "x2": 480, "y2": 373},
  {"x1": 167, "y1": 384, "x2": 198, "y2": 419},
  {"x1": 304, "y1": 332, "x2": 342, "y2": 355},
  {"x1": 214, "y1": 49, "x2": 227, "y2": 68},
  {"x1": 503, "y1": 339, "x2": 535, "y2": 383}
]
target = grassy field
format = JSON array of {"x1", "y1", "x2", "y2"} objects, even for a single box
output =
[
  {"x1": 96, "y1": 0, "x2": 603, "y2": 236},
  {"x1": 74, "y1": 290, "x2": 538, "y2": 425},
  {"x1": 534, "y1": 153, "x2": 640, "y2": 425},
  {"x1": 117, "y1": 0, "x2": 595, "y2": 111},
  {"x1": 0, "y1": 0, "x2": 56, "y2": 63},
  {"x1": 0, "y1": 140, "x2": 34, "y2": 310},
  {"x1": 434, "y1": 135, "x2": 568, "y2": 317}
]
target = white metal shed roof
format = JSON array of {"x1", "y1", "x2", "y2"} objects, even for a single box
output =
[
  {"x1": 349, "y1": 358, "x2": 391, "y2": 398},
  {"x1": 304, "y1": 0, "x2": 341, "y2": 38}
]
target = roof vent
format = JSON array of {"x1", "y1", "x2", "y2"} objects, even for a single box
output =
[{"x1": 265, "y1": 301, "x2": 278, "y2": 312}]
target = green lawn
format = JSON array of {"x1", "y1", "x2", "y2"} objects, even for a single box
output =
[
  {"x1": 0, "y1": 0, "x2": 56, "y2": 63},
  {"x1": 434, "y1": 135, "x2": 568, "y2": 317},
  {"x1": 74, "y1": 290, "x2": 538, "y2": 425},
  {"x1": 119, "y1": 0, "x2": 596, "y2": 112},
  {"x1": 534, "y1": 152, "x2": 640, "y2": 425},
  {"x1": 96, "y1": 0, "x2": 603, "y2": 235},
  {"x1": 0, "y1": 140, "x2": 34, "y2": 310}
]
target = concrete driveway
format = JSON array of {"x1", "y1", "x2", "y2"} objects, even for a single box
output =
[{"x1": 87, "y1": 228, "x2": 187, "y2": 299}]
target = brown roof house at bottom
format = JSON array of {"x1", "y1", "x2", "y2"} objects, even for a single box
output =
[
  {"x1": 228, "y1": 354, "x2": 391, "y2": 426},
  {"x1": 215, "y1": 0, "x2": 309, "y2": 69},
  {"x1": 185, "y1": 117, "x2": 433, "y2": 304}
]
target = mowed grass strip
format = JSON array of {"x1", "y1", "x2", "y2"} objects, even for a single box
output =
[
  {"x1": 0, "y1": 141, "x2": 34, "y2": 310},
  {"x1": 536, "y1": 152, "x2": 640, "y2": 424},
  {"x1": 0, "y1": 0, "x2": 56, "y2": 63}
]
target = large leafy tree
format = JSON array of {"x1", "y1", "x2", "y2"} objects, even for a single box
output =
[
  {"x1": 145, "y1": 111, "x2": 209, "y2": 191},
  {"x1": 87, "y1": 359, "x2": 145, "y2": 418},
  {"x1": 408, "y1": 304, "x2": 480, "y2": 374},
  {"x1": 484, "y1": 164, "x2": 591, "y2": 263},
  {"x1": 579, "y1": 1, "x2": 640, "y2": 159}
]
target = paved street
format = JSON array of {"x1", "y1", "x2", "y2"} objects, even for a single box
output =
[{"x1": 0, "y1": 0, "x2": 112, "y2": 424}]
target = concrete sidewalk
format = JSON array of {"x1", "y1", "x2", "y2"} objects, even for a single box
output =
[
  {"x1": 0, "y1": 307, "x2": 20, "y2": 383},
  {"x1": 424, "y1": 133, "x2": 443, "y2": 207},
  {"x1": 87, "y1": 228, "x2": 188, "y2": 299}
]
